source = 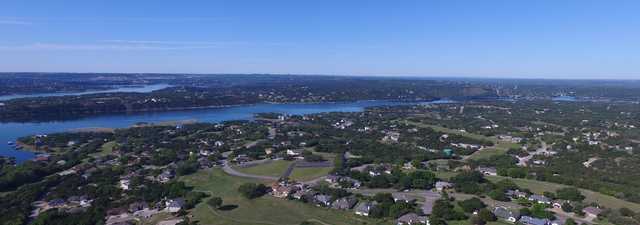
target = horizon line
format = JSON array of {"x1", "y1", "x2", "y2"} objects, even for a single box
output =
[{"x1": 0, "y1": 71, "x2": 638, "y2": 81}]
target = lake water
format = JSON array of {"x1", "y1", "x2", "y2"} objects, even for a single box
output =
[
  {"x1": 551, "y1": 96, "x2": 577, "y2": 101},
  {"x1": 0, "y1": 100, "x2": 450, "y2": 163},
  {"x1": 0, "y1": 84, "x2": 172, "y2": 101}
]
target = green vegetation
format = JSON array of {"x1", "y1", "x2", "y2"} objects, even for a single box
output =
[
  {"x1": 90, "y1": 141, "x2": 116, "y2": 158},
  {"x1": 289, "y1": 167, "x2": 333, "y2": 182},
  {"x1": 236, "y1": 160, "x2": 293, "y2": 178},
  {"x1": 486, "y1": 176, "x2": 640, "y2": 211},
  {"x1": 467, "y1": 148, "x2": 508, "y2": 160},
  {"x1": 207, "y1": 197, "x2": 223, "y2": 209},
  {"x1": 237, "y1": 183, "x2": 268, "y2": 199},
  {"x1": 181, "y1": 169, "x2": 389, "y2": 225}
]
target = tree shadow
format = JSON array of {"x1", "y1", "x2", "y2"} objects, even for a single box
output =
[{"x1": 218, "y1": 204, "x2": 238, "y2": 211}]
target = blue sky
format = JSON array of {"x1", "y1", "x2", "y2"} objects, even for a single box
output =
[{"x1": 1, "y1": 0, "x2": 639, "y2": 79}]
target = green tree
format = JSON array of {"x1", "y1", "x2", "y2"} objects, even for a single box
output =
[
  {"x1": 432, "y1": 199, "x2": 467, "y2": 220},
  {"x1": 531, "y1": 203, "x2": 554, "y2": 219},
  {"x1": 373, "y1": 193, "x2": 394, "y2": 204},
  {"x1": 556, "y1": 187, "x2": 585, "y2": 202},
  {"x1": 458, "y1": 197, "x2": 486, "y2": 213},
  {"x1": 507, "y1": 167, "x2": 527, "y2": 178},
  {"x1": 488, "y1": 189, "x2": 508, "y2": 201},
  {"x1": 619, "y1": 207, "x2": 634, "y2": 217},
  {"x1": 470, "y1": 215, "x2": 486, "y2": 225},
  {"x1": 478, "y1": 208, "x2": 497, "y2": 222},
  {"x1": 238, "y1": 183, "x2": 267, "y2": 199},
  {"x1": 207, "y1": 197, "x2": 223, "y2": 209}
]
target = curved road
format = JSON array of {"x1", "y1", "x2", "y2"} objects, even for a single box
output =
[
  {"x1": 221, "y1": 160, "x2": 279, "y2": 181},
  {"x1": 221, "y1": 160, "x2": 328, "y2": 185}
]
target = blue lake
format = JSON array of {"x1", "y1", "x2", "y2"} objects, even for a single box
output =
[
  {"x1": 551, "y1": 96, "x2": 577, "y2": 101},
  {"x1": 0, "y1": 100, "x2": 450, "y2": 163},
  {"x1": 0, "y1": 84, "x2": 172, "y2": 101}
]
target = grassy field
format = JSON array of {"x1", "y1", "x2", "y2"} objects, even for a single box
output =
[
  {"x1": 289, "y1": 167, "x2": 333, "y2": 182},
  {"x1": 436, "y1": 170, "x2": 640, "y2": 212},
  {"x1": 235, "y1": 160, "x2": 293, "y2": 177},
  {"x1": 466, "y1": 147, "x2": 508, "y2": 160},
  {"x1": 434, "y1": 171, "x2": 459, "y2": 180},
  {"x1": 88, "y1": 141, "x2": 116, "y2": 159},
  {"x1": 404, "y1": 121, "x2": 497, "y2": 143},
  {"x1": 181, "y1": 169, "x2": 392, "y2": 225},
  {"x1": 402, "y1": 121, "x2": 522, "y2": 161},
  {"x1": 486, "y1": 176, "x2": 640, "y2": 211}
]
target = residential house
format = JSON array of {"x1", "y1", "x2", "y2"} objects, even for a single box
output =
[
  {"x1": 383, "y1": 131, "x2": 401, "y2": 142},
  {"x1": 286, "y1": 149, "x2": 303, "y2": 157},
  {"x1": 505, "y1": 189, "x2": 528, "y2": 199},
  {"x1": 314, "y1": 194, "x2": 332, "y2": 207},
  {"x1": 67, "y1": 195, "x2": 92, "y2": 208},
  {"x1": 292, "y1": 189, "x2": 307, "y2": 200},
  {"x1": 271, "y1": 183, "x2": 293, "y2": 198},
  {"x1": 368, "y1": 164, "x2": 393, "y2": 176},
  {"x1": 234, "y1": 154, "x2": 251, "y2": 163},
  {"x1": 331, "y1": 197, "x2": 358, "y2": 210},
  {"x1": 324, "y1": 175, "x2": 340, "y2": 184},
  {"x1": 476, "y1": 167, "x2": 497, "y2": 176},
  {"x1": 369, "y1": 170, "x2": 382, "y2": 176},
  {"x1": 493, "y1": 207, "x2": 520, "y2": 223},
  {"x1": 355, "y1": 201, "x2": 377, "y2": 216},
  {"x1": 128, "y1": 202, "x2": 148, "y2": 212},
  {"x1": 435, "y1": 181, "x2": 453, "y2": 191},
  {"x1": 396, "y1": 213, "x2": 428, "y2": 225},
  {"x1": 158, "y1": 170, "x2": 175, "y2": 183},
  {"x1": 393, "y1": 193, "x2": 417, "y2": 203},
  {"x1": 336, "y1": 177, "x2": 362, "y2": 189},
  {"x1": 119, "y1": 179, "x2": 130, "y2": 190},
  {"x1": 165, "y1": 198, "x2": 185, "y2": 213},
  {"x1": 528, "y1": 195, "x2": 551, "y2": 204},
  {"x1": 519, "y1": 216, "x2": 550, "y2": 225}
]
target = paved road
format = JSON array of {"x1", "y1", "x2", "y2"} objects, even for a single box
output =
[
  {"x1": 280, "y1": 161, "x2": 297, "y2": 179},
  {"x1": 221, "y1": 159, "x2": 330, "y2": 184},
  {"x1": 221, "y1": 160, "x2": 279, "y2": 181}
]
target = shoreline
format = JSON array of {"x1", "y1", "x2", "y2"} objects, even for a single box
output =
[
  {"x1": 14, "y1": 141, "x2": 48, "y2": 154},
  {"x1": 0, "y1": 98, "x2": 442, "y2": 124}
]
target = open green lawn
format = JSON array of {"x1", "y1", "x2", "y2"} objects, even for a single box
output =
[
  {"x1": 435, "y1": 170, "x2": 640, "y2": 212},
  {"x1": 404, "y1": 121, "x2": 497, "y2": 143},
  {"x1": 88, "y1": 141, "x2": 116, "y2": 159},
  {"x1": 434, "y1": 171, "x2": 459, "y2": 180},
  {"x1": 181, "y1": 169, "x2": 391, "y2": 225},
  {"x1": 466, "y1": 147, "x2": 508, "y2": 160},
  {"x1": 486, "y1": 176, "x2": 640, "y2": 212},
  {"x1": 235, "y1": 160, "x2": 293, "y2": 177},
  {"x1": 402, "y1": 121, "x2": 522, "y2": 161},
  {"x1": 289, "y1": 167, "x2": 333, "y2": 182}
]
